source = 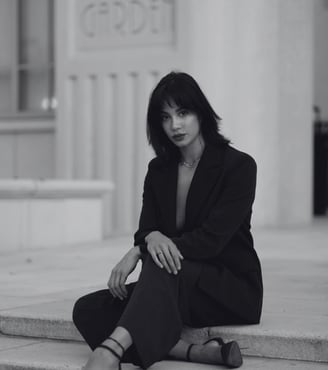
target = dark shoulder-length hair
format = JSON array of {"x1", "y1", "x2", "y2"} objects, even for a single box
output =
[{"x1": 146, "y1": 71, "x2": 230, "y2": 161}]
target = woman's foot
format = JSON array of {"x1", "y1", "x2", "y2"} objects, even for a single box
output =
[
  {"x1": 83, "y1": 338, "x2": 123, "y2": 370},
  {"x1": 204, "y1": 337, "x2": 243, "y2": 368},
  {"x1": 186, "y1": 338, "x2": 242, "y2": 368},
  {"x1": 83, "y1": 348, "x2": 118, "y2": 370},
  {"x1": 186, "y1": 342, "x2": 223, "y2": 365}
]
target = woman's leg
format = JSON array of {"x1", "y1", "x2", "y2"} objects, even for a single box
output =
[
  {"x1": 72, "y1": 286, "x2": 140, "y2": 365},
  {"x1": 83, "y1": 326, "x2": 133, "y2": 370},
  {"x1": 116, "y1": 255, "x2": 203, "y2": 369},
  {"x1": 74, "y1": 258, "x2": 241, "y2": 369},
  {"x1": 76, "y1": 256, "x2": 202, "y2": 369},
  {"x1": 72, "y1": 288, "x2": 132, "y2": 350},
  {"x1": 83, "y1": 330, "x2": 226, "y2": 369}
]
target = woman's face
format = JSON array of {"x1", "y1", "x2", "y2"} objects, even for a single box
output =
[{"x1": 161, "y1": 101, "x2": 202, "y2": 150}]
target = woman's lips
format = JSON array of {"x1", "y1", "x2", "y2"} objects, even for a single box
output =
[{"x1": 172, "y1": 133, "x2": 186, "y2": 142}]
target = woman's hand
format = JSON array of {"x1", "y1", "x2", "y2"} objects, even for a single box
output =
[
  {"x1": 107, "y1": 247, "x2": 141, "y2": 300},
  {"x1": 145, "y1": 231, "x2": 184, "y2": 274}
]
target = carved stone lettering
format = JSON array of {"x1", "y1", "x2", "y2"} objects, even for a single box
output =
[{"x1": 76, "y1": 0, "x2": 175, "y2": 49}]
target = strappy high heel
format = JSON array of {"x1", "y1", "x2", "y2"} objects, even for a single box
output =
[
  {"x1": 203, "y1": 337, "x2": 243, "y2": 368},
  {"x1": 97, "y1": 336, "x2": 125, "y2": 370},
  {"x1": 186, "y1": 343, "x2": 194, "y2": 362}
]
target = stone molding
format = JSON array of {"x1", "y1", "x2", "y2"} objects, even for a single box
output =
[
  {"x1": 0, "y1": 180, "x2": 115, "y2": 250},
  {"x1": 0, "y1": 179, "x2": 114, "y2": 199}
]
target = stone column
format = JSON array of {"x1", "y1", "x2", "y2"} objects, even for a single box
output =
[{"x1": 186, "y1": 0, "x2": 314, "y2": 226}]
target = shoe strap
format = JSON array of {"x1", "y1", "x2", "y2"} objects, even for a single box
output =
[
  {"x1": 186, "y1": 344, "x2": 195, "y2": 362},
  {"x1": 108, "y1": 336, "x2": 125, "y2": 354},
  {"x1": 204, "y1": 336, "x2": 225, "y2": 346},
  {"x1": 98, "y1": 344, "x2": 122, "y2": 361}
]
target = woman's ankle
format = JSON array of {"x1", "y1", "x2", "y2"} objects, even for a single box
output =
[{"x1": 101, "y1": 338, "x2": 124, "y2": 358}]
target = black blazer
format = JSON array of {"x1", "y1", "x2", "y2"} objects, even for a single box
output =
[{"x1": 134, "y1": 143, "x2": 263, "y2": 323}]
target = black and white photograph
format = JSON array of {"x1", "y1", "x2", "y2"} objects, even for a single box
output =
[{"x1": 0, "y1": 1, "x2": 327, "y2": 370}]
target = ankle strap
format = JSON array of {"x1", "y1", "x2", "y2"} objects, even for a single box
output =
[
  {"x1": 108, "y1": 336, "x2": 125, "y2": 354},
  {"x1": 186, "y1": 343, "x2": 194, "y2": 362},
  {"x1": 98, "y1": 344, "x2": 121, "y2": 360},
  {"x1": 203, "y1": 336, "x2": 225, "y2": 346}
]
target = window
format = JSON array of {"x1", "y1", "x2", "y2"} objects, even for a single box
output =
[{"x1": 0, "y1": 0, "x2": 55, "y2": 118}]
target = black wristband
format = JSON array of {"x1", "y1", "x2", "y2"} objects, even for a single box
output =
[{"x1": 138, "y1": 243, "x2": 148, "y2": 254}]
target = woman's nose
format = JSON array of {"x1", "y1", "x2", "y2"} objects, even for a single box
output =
[{"x1": 171, "y1": 116, "x2": 182, "y2": 130}]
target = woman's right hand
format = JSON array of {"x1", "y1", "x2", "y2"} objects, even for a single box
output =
[
  {"x1": 145, "y1": 231, "x2": 184, "y2": 274},
  {"x1": 107, "y1": 247, "x2": 140, "y2": 300}
]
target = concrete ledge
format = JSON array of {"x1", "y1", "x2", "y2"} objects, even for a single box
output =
[
  {"x1": 0, "y1": 315, "x2": 80, "y2": 342},
  {"x1": 206, "y1": 324, "x2": 328, "y2": 362},
  {"x1": 1, "y1": 303, "x2": 327, "y2": 363},
  {"x1": 0, "y1": 336, "x2": 326, "y2": 370}
]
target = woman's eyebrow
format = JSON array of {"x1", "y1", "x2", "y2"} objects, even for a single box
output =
[
  {"x1": 160, "y1": 106, "x2": 185, "y2": 114},
  {"x1": 172, "y1": 106, "x2": 185, "y2": 112},
  {"x1": 176, "y1": 107, "x2": 188, "y2": 113}
]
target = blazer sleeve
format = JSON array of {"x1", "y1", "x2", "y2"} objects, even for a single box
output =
[
  {"x1": 171, "y1": 155, "x2": 257, "y2": 260},
  {"x1": 134, "y1": 162, "x2": 159, "y2": 249}
]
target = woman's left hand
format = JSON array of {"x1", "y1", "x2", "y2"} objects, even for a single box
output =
[
  {"x1": 145, "y1": 231, "x2": 184, "y2": 274},
  {"x1": 107, "y1": 247, "x2": 141, "y2": 300}
]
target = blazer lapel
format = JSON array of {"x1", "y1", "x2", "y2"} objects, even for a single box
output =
[{"x1": 185, "y1": 144, "x2": 226, "y2": 228}]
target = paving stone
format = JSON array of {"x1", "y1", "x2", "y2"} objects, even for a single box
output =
[{"x1": 0, "y1": 335, "x2": 40, "y2": 351}]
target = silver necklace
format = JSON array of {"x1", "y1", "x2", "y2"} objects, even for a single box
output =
[
  {"x1": 180, "y1": 138, "x2": 205, "y2": 168},
  {"x1": 180, "y1": 156, "x2": 201, "y2": 168}
]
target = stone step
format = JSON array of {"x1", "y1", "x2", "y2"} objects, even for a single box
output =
[
  {"x1": 0, "y1": 335, "x2": 327, "y2": 370},
  {"x1": 0, "y1": 299, "x2": 327, "y2": 364}
]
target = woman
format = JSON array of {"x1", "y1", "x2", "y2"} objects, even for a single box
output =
[{"x1": 73, "y1": 71, "x2": 263, "y2": 370}]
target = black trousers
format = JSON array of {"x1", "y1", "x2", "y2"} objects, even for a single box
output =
[{"x1": 73, "y1": 256, "x2": 243, "y2": 369}]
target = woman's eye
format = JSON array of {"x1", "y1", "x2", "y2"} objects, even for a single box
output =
[
  {"x1": 161, "y1": 114, "x2": 169, "y2": 122},
  {"x1": 178, "y1": 110, "x2": 188, "y2": 117}
]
